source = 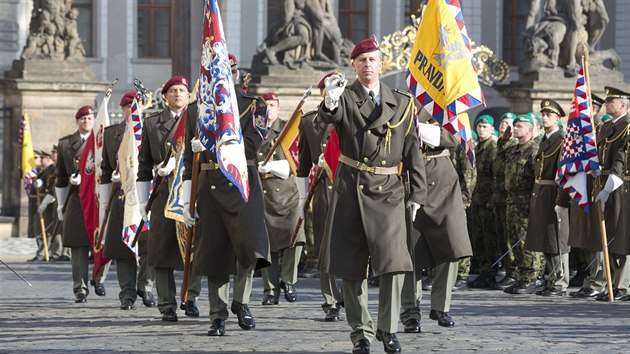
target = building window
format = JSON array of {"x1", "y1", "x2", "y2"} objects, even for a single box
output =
[
  {"x1": 503, "y1": 0, "x2": 529, "y2": 65},
  {"x1": 338, "y1": 0, "x2": 370, "y2": 44},
  {"x1": 72, "y1": 0, "x2": 94, "y2": 57},
  {"x1": 404, "y1": 0, "x2": 423, "y2": 24},
  {"x1": 138, "y1": 0, "x2": 172, "y2": 58}
]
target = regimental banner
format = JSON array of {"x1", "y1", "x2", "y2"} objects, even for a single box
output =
[
  {"x1": 407, "y1": 0, "x2": 484, "y2": 165},
  {"x1": 19, "y1": 113, "x2": 37, "y2": 193}
]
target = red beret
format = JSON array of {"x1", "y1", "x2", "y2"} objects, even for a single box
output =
[
  {"x1": 119, "y1": 91, "x2": 137, "y2": 107},
  {"x1": 161, "y1": 76, "x2": 189, "y2": 95},
  {"x1": 75, "y1": 105, "x2": 94, "y2": 119},
  {"x1": 228, "y1": 54, "x2": 238, "y2": 68},
  {"x1": 350, "y1": 38, "x2": 379, "y2": 60},
  {"x1": 317, "y1": 72, "x2": 337, "y2": 90},
  {"x1": 262, "y1": 92, "x2": 279, "y2": 101}
]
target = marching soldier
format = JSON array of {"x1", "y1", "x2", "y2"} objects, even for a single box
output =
[
  {"x1": 137, "y1": 76, "x2": 202, "y2": 321},
  {"x1": 502, "y1": 114, "x2": 542, "y2": 295},
  {"x1": 296, "y1": 73, "x2": 343, "y2": 322},
  {"x1": 183, "y1": 54, "x2": 271, "y2": 336},
  {"x1": 469, "y1": 115, "x2": 499, "y2": 289},
  {"x1": 524, "y1": 99, "x2": 571, "y2": 296},
  {"x1": 492, "y1": 112, "x2": 518, "y2": 290},
  {"x1": 256, "y1": 92, "x2": 305, "y2": 305},
  {"x1": 318, "y1": 38, "x2": 426, "y2": 354},
  {"x1": 31, "y1": 150, "x2": 55, "y2": 261},
  {"x1": 594, "y1": 86, "x2": 630, "y2": 300},
  {"x1": 101, "y1": 91, "x2": 155, "y2": 310}
]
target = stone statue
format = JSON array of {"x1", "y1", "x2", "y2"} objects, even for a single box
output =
[
  {"x1": 21, "y1": 0, "x2": 85, "y2": 61},
  {"x1": 254, "y1": 0, "x2": 351, "y2": 70},
  {"x1": 520, "y1": 0, "x2": 618, "y2": 76}
]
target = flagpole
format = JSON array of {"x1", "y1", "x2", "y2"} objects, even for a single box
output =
[
  {"x1": 582, "y1": 42, "x2": 614, "y2": 303},
  {"x1": 181, "y1": 132, "x2": 201, "y2": 304},
  {"x1": 35, "y1": 189, "x2": 49, "y2": 261}
]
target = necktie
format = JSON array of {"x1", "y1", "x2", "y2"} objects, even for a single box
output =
[
  {"x1": 369, "y1": 91, "x2": 377, "y2": 106},
  {"x1": 81, "y1": 137, "x2": 85, "y2": 143}
]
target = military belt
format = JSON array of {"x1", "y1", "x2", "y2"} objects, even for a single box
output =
[
  {"x1": 535, "y1": 179, "x2": 556, "y2": 186},
  {"x1": 624, "y1": 175, "x2": 630, "y2": 181},
  {"x1": 424, "y1": 149, "x2": 450, "y2": 160},
  {"x1": 338, "y1": 154, "x2": 399, "y2": 175},
  {"x1": 260, "y1": 172, "x2": 276, "y2": 180},
  {"x1": 200, "y1": 161, "x2": 220, "y2": 171}
]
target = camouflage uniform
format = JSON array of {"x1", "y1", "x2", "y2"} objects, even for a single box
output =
[
  {"x1": 493, "y1": 137, "x2": 517, "y2": 278},
  {"x1": 451, "y1": 144, "x2": 475, "y2": 282}
]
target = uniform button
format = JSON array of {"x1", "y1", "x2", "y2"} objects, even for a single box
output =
[
  {"x1": 327, "y1": 185, "x2": 333, "y2": 190},
  {"x1": 359, "y1": 185, "x2": 364, "y2": 190},
  {"x1": 532, "y1": 193, "x2": 536, "y2": 197},
  {"x1": 426, "y1": 157, "x2": 432, "y2": 162},
  {"x1": 258, "y1": 152, "x2": 263, "y2": 156},
  {"x1": 263, "y1": 189, "x2": 267, "y2": 194},
  {"x1": 381, "y1": 160, "x2": 386, "y2": 166},
  {"x1": 363, "y1": 157, "x2": 369, "y2": 163},
  {"x1": 322, "y1": 143, "x2": 327, "y2": 148},
  {"x1": 367, "y1": 130, "x2": 371, "y2": 134},
  {"x1": 275, "y1": 188, "x2": 280, "y2": 192},
  {"x1": 228, "y1": 182, "x2": 233, "y2": 187},
  {"x1": 377, "y1": 186, "x2": 383, "y2": 191},
  {"x1": 430, "y1": 181, "x2": 435, "y2": 186},
  {"x1": 210, "y1": 185, "x2": 216, "y2": 190}
]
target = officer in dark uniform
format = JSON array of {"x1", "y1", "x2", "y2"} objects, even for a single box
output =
[
  {"x1": 183, "y1": 53, "x2": 271, "y2": 336},
  {"x1": 32, "y1": 150, "x2": 55, "y2": 261}
]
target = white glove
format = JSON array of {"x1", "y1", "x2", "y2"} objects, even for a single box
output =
[
  {"x1": 295, "y1": 176, "x2": 309, "y2": 214},
  {"x1": 324, "y1": 74, "x2": 347, "y2": 111},
  {"x1": 99, "y1": 183, "x2": 112, "y2": 226},
  {"x1": 554, "y1": 205, "x2": 568, "y2": 223},
  {"x1": 157, "y1": 156, "x2": 176, "y2": 177},
  {"x1": 111, "y1": 171, "x2": 121, "y2": 183},
  {"x1": 38, "y1": 194, "x2": 55, "y2": 214},
  {"x1": 181, "y1": 179, "x2": 196, "y2": 227},
  {"x1": 317, "y1": 153, "x2": 326, "y2": 168},
  {"x1": 57, "y1": 205, "x2": 64, "y2": 221},
  {"x1": 136, "y1": 181, "x2": 151, "y2": 223},
  {"x1": 69, "y1": 173, "x2": 81, "y2": 186},
  {"x1": 594, "y1": 174, "x2": 623, "y2": 212},
  {"x1": 587, "y1": 168, "x2": 602, "y2": 178},
  {"x1": 417, "y1": 123, "x2": 441, "y2": 148},
  {"x1": 406, "y1": 201, "x2": 421, "y2": 222},
  {"x1": 55, "y1": 187, "x2": 68, "y2": 221},
  {"x1": 35, "y1": 179, "x2": 44, "y2": 189},
  {"x1": 191, "y1": 138, "x2": 206, "y2": 153},
  {"x1": 257, "y1": 160, "x2": 290, "y2": 179}
]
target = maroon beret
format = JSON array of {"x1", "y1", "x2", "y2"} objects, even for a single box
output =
[
  {"x1": 262, "y1": 92, "x2": 279, "y2": 102},
  {"x1": 161, "y1": 76, "x2": 189, "y2": 95},
  {"x1": 317, "y1": 71, "x2": 338, "y2": 90},
  {"x1": 75, "y1": 105, "x2": 94, "y2": 119},
  {"x1": 228, "y1": 53, "x2": 238, "y2": 69},
  {"x1": 350, "y1": 38, "x2": 379, "y2": 60},
  {"x1": 119, "y1": 91, "x2": 137, "y2": 107}
]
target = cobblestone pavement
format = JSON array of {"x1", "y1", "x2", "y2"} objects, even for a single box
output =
[{"x1": 0, "y1": 238, "x2": 629, "y2": 353}]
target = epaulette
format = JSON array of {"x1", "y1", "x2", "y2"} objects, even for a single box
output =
[
  {"x1": 187, "y1": 99, "x2": 198, "y2": 106},
  {"x1": 393, "y1": 88, "x2": 414, "y2": 99},
  {"x1": 59, "y1": 132, "x2": 74, "y2": 142},
  {"x1": 302, "y1": 110, "x2": 317, "y2": 119},
  {"x1": 143, "y1": 110, "x2": 162, "y2": 121}
]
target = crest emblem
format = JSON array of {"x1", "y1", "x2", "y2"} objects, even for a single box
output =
[
  {"x1": 84, "y1": 150, "x2": 95, "y2": 175},
  {"x1": 434, "y1": 24, "x2": 466, "y2": 69}
]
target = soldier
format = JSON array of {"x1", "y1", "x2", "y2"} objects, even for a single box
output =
[
  {"x1": 46, "y1": 145, "x2": 71, "y2": 261},
  {"x1": 469, "y1": 115, "x2": 498, "y2": 289},
  {"x1": 593, "y1": 86, "x2": 630, "y2": 300},
  {"x1": 568, "y1": 93, "x2": 607, "y2": 298},
  {"x1": 27, "y1": 151, "x2": 42, "y2": 243},
  {"x1": 318, "y1": 38, "x2": 426, "y2": 354},
  {"x1": 256, "y1": 92, "x2": 305, "y2": 305},
  {"x1": 502, "y1": 114, "x2": 542, "y2": 295},
  {"x1": 101, "y1": 91, "x2": 155, "y2": 310},
  {"x1": 524, "y1": 99, "x2": 571, "y2": 296},
  {"x1": 31, "y1": 150, "x2": 55, "y2": 261},
  {"x1": 296, "y1": 72, "x2": 343, "y2": 322},
  {"x1": 183, "y1": 53, "x2": 271, "y2": 336},
  {"x1": 493, "y1": 112, "x2": 518, "y2": 290},
  {"x1": 401, "y1": 118, "x2": 473, "y2": 334},
  {"x1": 137, "y1": 76, "x2": 202, "y2": 321},
  {"x1": 55, "y1": 105, "x2": 109, "y2": 302}
]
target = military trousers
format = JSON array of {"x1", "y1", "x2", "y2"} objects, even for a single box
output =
[
  {"x1": 493, "y1": 204, "x2": 509, "y2": 274},
  {"x1": 320, "y1": 270, "x2": 343, "y2": 312},
  {"x1": 303, "y1": 213, "x2": 317, "y2": 268},
  {"x1": 506, "y1": 203, "x2": 544, "y2": 282},
  {"x1": 582, "y1": 250, "x2": 606, "y2": 291},
  {"x1": 472, "y1": 204, "x2": 498, "y2": 276},
  {"x1": 342, "y1": 272, "x2": 404, "y2": 344},
  {"x1": 116, "y1": 254, "x2": 155, "y2": 303},
  {"x1": 611, "y1": 254, "x2": 630, "y2": 292},
  {"x1": 543, "y1": 252, "x2": 570, "y2": 291},
  {"x1": 262, "y1": 245, "x2": 303, "y2": 297},
  {"x1": 207, "y1": 262, "x2": 254, "y2": 321},
  {"x1": 71, "y1": 246, "x2": 110, "y2": 297}
]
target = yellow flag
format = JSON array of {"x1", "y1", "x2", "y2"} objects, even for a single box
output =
[{"x1": 20, "y1": 113, "x2": 37, "y2": 191}]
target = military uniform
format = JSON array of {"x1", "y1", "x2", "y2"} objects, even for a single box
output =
[
  {"x1": 318, "y1": 78, "x2": 426, "y2": 344},
  {"x1": 33, "y1": 163, "x2": 59, "y2": 260},
  {"x1": 183, "y1": 91, "x2": 271, "y2": 330},
  {"x1": 257, "y1": 119, "x2": 305, "y2": 302},
  {"x1": 451, "y1": 144, "x2": 475, "y2": 286},
  {"x1": 524, "y1": 127, "x2": 571, "y2": 294},
  {"x1": 102, "y1": 121, "x2": 154, "y2": 307},
  {"x1": 297, "y1": 109, "x2": 342, "y2": 318}
]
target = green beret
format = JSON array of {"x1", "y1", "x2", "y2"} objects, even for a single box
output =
[
  {"x1": 501, "y1": 112, "x2": 516, "y2": 121},
  {"x1": 471, "y1": 130, "x2": 478, "y2": 142},
  {"x1": 514, "y1": 114, "x2": 534, "y2": 126},
  {"x1": 601, "y1": 114, "x2": 612, "y2": 122},
  {"x1": 475, "y1": 114, "x2": 494, "y2": 127},
  {"x1": 558, "y1": 120, "x2": 564, "y2": 128},
  {"x1": 527, "y1": 112, "x2": 542, "y2": 126},
  {"x1": 493, "y1": 130, "x2": 499, "y2": 137}
]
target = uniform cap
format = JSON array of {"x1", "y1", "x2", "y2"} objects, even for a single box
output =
[
  {"x1": 474, "y1": 114, "x2": 494, "y2": 127},
  {"x1": 514, "y1": 114, "x2": 535, "y2": 126},
  {"x1": 540, "y1": 99, "x2": 565, "y2": 117},
  {"x1": 262, "y1": 92, "x2": 279, "y2": 102},
  {"x1": 41, "y1": 150, "x2": 51, "y2": 158},
  {"x1": 591, "y1": 93, "x2": 605, "y2": 107},
  {"x1": 350, "y1": 37, "x2": 379, "y2": 59},
  {"x1": 161, "y1": 76, "x2": 189, "y2": 95},
  {"x1": 75, "y1": 105, "x2": 94, "y2": 119},
  {"x1": 119, "y1": 91, "x2": 137, "y2": 107},
  {"x1": 51, "y1": 145, "x2": 57, "y2": 153},
  {"x1": 500, "y1": 112, "x2": 516, "y2": 121},
  {"x1": 604, "y1": 86, "x2": 630, "y2": 101},
  {"x1": 33, "y1": 150, "x2": 42, "y2": 157}
]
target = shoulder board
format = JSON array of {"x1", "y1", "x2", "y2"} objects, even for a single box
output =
[
  {"x1": 59, "y1": 132, "x2": 74, "y2": 142},
  {"x1": 187, "y1": 99, "x2": 198, "y2": 106},
  {"x1": 143, "y1": 110, "x2": 162, "y2": 120},
  {"x1": 104, "y1": 124, "x2": 118, "y2": 132},
  {"x1": 393, "y1": 88, "x2": 414, "y2": 99},
  {"x1": 302, "y1": 110, "x2": 317, "y2": 118}
]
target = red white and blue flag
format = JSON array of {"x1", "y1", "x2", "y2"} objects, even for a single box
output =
[
  {"x1": 555, "y1": 57, "x2": 600, "y2": 213},
  {"x1": 196, "y1": 0, "x2": 249, "y2": 201}
]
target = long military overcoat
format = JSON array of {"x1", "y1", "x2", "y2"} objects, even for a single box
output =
[
  {"x1": 611, "y1": 131, "x2": 630, "y2": 255},
  {"x1": 318, "y1": 80, "x2": 426, "y2": 280}
]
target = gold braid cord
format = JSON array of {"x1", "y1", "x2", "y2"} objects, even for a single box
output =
[
  {"x1": 602, "y1": 124, "x2": 630, "y2": 164},
  {"x1": 384, "y1": 93, "x2": 415, "y2": 154}
]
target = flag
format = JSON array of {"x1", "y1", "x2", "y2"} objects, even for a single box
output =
[
  {"x1": 277, "y1": 110, "x2": 302, "y2": 176},
  {"x1": 555, "y1": 57, "x2": 600, "y2": 213},
  {"x1": 196, "y1": 0, "x2": 250, "y2": 202},
  {"x1": 407, "y1": 0, "x2": 485, "y2": 164},
  {"x1": 19, "y1": 113, "x2": 38, "y2": 193},
  {"x1": 94, "y1": 94, "x2": 111, "y2": 200},
  {"x1": 165, "y1": 113, "x2": 187, "y2": 222},
  {"x1": 322, "y1": 127, "x2": 340, "y2": 182},
  {"x1": 119, "y1": 95, "x2": 146, "y2": 255}
]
